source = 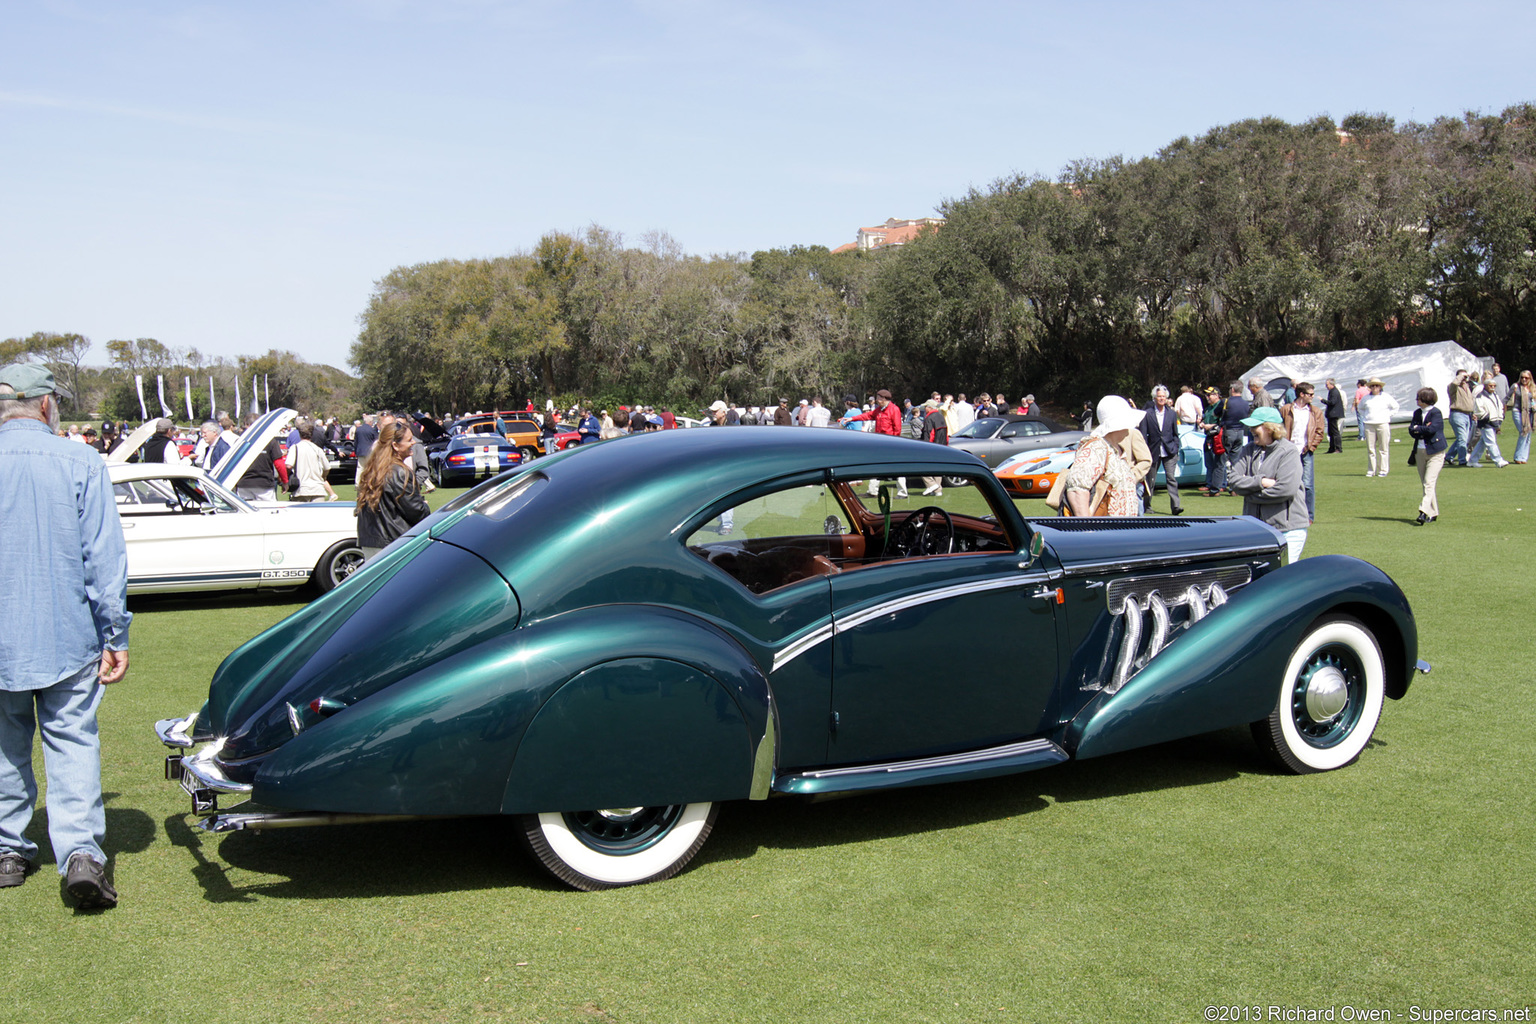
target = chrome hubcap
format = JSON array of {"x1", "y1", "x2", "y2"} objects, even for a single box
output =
[
  {"x1": 596, "y1": 807, "x2": 645, "y2": 821},
  {"x1": 1303, "y1": 665, "x2": 1348, "y2": 723}
]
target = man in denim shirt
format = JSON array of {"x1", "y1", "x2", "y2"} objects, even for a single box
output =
[{"x1": 0, "y1": 365, "x2": 131, "y2": 909}]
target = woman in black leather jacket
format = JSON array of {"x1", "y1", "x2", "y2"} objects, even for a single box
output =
[{"x1": 355, "y1": 421, "x2": 431, "y2": 557}]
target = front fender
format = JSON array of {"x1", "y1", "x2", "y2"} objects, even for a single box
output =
[
  {"x1": 1064, "y1": 555, "x2": 1416, "y2": 761},
  {"x1": 250, "y1": 605, "x2": 771, "y2": 816}
]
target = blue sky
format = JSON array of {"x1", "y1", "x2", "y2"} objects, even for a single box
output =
[{"x1": 4, "y1": 0, "x2": 1532, "y2": 371}]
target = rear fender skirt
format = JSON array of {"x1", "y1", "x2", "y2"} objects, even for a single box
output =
[
  {"x1": 251, "y1": 605, "x2": 771, "y2": 817},
  {"x1": 499, "y1": 607, "x2": 773, "y2": 814},
  {"x1": 1064, "y1": 555, "x2": 1416, "y2": 760}
]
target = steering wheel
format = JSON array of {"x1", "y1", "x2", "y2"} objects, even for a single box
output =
[{"x1": 891, "y1": 505, "x2": 954, "y2": 557}]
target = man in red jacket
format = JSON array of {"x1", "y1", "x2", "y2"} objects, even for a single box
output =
[{"x1": 849, "y1": 389, "x2": 908, "y2": 498}]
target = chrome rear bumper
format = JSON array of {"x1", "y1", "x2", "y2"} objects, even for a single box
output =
[{"x1": 159, "y1": 723, "x2": 252, "y2": 815}]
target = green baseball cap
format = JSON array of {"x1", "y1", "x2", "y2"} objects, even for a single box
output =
[
  {"x1": 0, "y1": 363, "x2": 72, "y2": 401},
  {"x1": 1240, "y1": 406, "x2": 1283, "y2": 428}
]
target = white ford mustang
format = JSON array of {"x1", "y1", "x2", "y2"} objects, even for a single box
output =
[{"x1": 107, "y1": 409, "x2": 363, "y2": 595}]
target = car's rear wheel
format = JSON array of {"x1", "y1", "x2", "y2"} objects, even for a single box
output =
[
  {"x1": 519, "y1": 446, "x2": 538, "y2": 462},
  {"x1": 1252, "y1": 615, "x2": 1385, "y2": 773},
  {"x1": 313, "y1": 539, "x2": 366, "y2": 593},
  {"x1": 518, "y1": 802, "x2": 718, "y2": 891}
]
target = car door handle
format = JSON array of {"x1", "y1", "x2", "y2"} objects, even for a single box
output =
[{"x1": 121, "y1": 521, "x2": 134, "y2": 529}]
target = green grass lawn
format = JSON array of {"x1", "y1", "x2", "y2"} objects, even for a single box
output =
[{"x1": 3, "y1": 430, "x2": 1532, "y2": 1023}]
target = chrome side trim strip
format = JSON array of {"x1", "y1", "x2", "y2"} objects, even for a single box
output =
[
  {"x1": 772, "y1": 623, "x2": 836, "y2": 673},
  {"x1": 832, "y1": 574, "x2": 1041, "y2": 635},
  {"x1": 793, "y1": 737, "x2": 1063, "y2": 779},
  {"x1": 771, "y1": 573, "x2": 1046, "y2": 673}
]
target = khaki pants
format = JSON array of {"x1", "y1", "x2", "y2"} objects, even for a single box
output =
[
  {"x1": 1365, "y1": 422, "x2": 1392, "y2": 475},
  {"x1": 1417, "y1": 449, "x2": 1445, "y2": 518}
]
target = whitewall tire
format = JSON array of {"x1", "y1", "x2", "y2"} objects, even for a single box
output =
[
  {"x1": 519, "y1": 802, "x2": 718, "y2": 891},
  {"x1": 1253, "y1": 615, "x2": 1386, "y2": 773}
]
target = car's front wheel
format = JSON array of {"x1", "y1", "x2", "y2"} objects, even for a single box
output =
[
  {"x1": 313, "y1": 539, "x2": 366, "y2": 593},
  {"x1": 1252, "y1": 615, "x2": 1385, "y2": 773},
  {"x1": 518, "y1": 802, "x2": 718, "y2": 891}
]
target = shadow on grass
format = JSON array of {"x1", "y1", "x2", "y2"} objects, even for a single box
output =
[
  {"x1": 167, "y1": 812, "x2": 557, "y2": 903},
  {"x1": 700, "y1": 725, "x2": 1268, "y2": 866},
  {"x1": 28, "y1": 795, "x2": 156, "y2": 910},
  {"x1": 161, "y1": 725, "x2": 1336, "y2": 900},
  {"x1": 27, "y1": 793, "x2": 159, "y2": 869},
  {"x1": 127, "y1": 589, "x2": 314, "y2": 614}
]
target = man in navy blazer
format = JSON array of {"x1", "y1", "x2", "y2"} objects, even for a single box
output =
[{"x1": 1142, "y1": 385, "x2": 1183, "y2": 515}]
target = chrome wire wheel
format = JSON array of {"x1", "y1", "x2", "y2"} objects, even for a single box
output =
[{"x1": 1253, "y1": 615, "x2": 1385, "y2": 774}]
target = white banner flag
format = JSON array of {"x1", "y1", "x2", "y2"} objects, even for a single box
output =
[
  {"x1": 234, "y1": 377, "x2": 242, "y2": 418},
  {"x1": 134, "y1": 375, "x2": 148, "y2": 420},
  {"x1": 252, "y1": 374, "x2": 260, "y2": 414},
  {"x1": 156, "y1": 376, "x2": 172, "y2": 418},
  {"x1": 185, "y1": 377, "x2": 194, "y2": 421},
  {"x1": 264, "y1": 374, "x2": 270, "y2": 410},
  {"x1": 209, "y1": 375, "x2": 216, "y2": 420}
]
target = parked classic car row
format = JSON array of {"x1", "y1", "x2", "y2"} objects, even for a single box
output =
[{"x1": 157, "y1": 427, "x2": 1426, "y2": 891}]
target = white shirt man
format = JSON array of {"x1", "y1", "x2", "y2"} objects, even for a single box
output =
[
  {"x1": 951, "y1": 395, "x2": 975, "y2": 431},
  {"x1": 807, "y1": 399, "x2": 831, "y2": 428},
  {"x1": 1174, "y1": 386, "x2": 1204, "y2": 431}
]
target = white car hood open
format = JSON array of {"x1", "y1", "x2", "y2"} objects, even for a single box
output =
[
  {"x1": 106, "y1": 420, "x2": 159, "y2": 463},
  {"x1": 211, "y1": 407, "x2": 297, "y2": 489}
]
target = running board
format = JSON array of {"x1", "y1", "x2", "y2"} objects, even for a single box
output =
[{"x1": 772, "y1": 738, "x2": 1069, "y2": 796}]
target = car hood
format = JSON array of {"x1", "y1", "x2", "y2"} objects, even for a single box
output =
[
  {"x1": 204, "y1": 533, "x2": 519, "y2": 763},
  {"x1": 1031, "y1": 515, "x2": 1284, "y2": 570},
  {"x1": 211, "y1": 407, "x2": 296, "y2": 488},
  {"x1": 414, "y1": 414, "x2": 448, "y2": 441},
  {"x1": 106, "y1": 419, "x2": 158, "y2": 463}
]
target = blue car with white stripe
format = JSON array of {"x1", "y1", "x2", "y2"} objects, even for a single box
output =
[{"x1": 428, "y1": 432, "x2": 524, "y2": 486}]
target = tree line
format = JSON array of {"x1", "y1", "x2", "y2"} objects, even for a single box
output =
[
  {"x1": 1, "y1": 333, "x2": 354, "y2": 424},
  {"x1": 353, "y1": 104, "x2": 1535, "y2": 418}
]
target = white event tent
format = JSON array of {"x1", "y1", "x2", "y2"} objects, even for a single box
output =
[{"x1": 1237, "y1": 340, "x2": 1487, "y2": 423}]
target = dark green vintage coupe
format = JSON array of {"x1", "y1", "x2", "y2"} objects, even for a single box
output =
[{"x1": 158, "y1": 428, "x2": 1424, "y2": 889}]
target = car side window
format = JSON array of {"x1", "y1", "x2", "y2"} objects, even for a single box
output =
[
  {"x1": 686, "y1": 484, "x2": 853, "y2": 595},
  {"x1": 843, "y1": 476, "x2": 1016, "y2": 560}
]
